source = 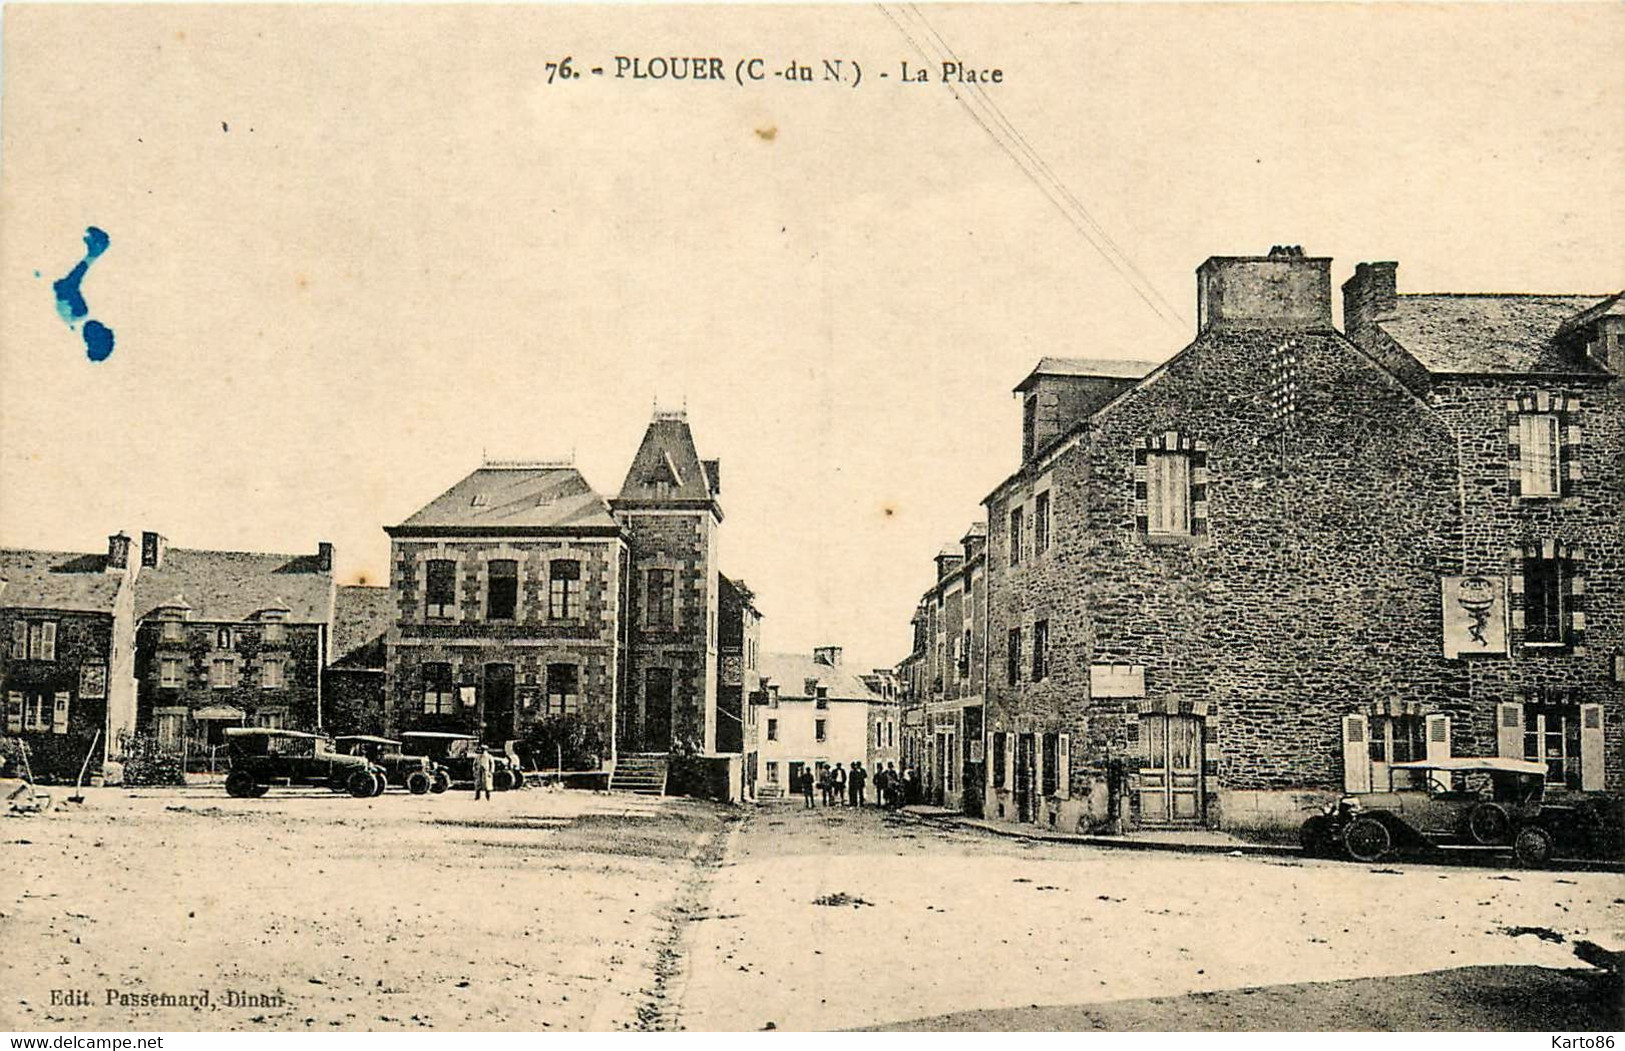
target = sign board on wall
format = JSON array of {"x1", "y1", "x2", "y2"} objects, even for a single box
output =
[
  {"x1": 1090, "y1": 664, "x2": 1146, "y2": 698},
  {"x1": 1441, "y1": 576, "x2": 1508, "y2": 659}
]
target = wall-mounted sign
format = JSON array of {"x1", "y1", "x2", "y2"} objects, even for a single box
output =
[
  {"x1": 1441, "y1": 576, "x2": 1508, "y2": 659},
  {"x1": 459, "y1": 686, "x2": 477, "y2": 708}
]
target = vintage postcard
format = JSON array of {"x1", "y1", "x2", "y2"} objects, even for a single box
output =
[{"x1": 0, "y1": 1, "x2": 1621, "y2": 1038}]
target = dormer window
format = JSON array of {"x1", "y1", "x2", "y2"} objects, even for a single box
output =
[
  {"x1": 261, "y1": 610, "x2": 287, "y2": 645},
  {"x1": 216, "y1": 627, "x2": 234, "y2": 651},
  {"x1": 160, "y1": 617, "x2": 185, "y2": 643}
]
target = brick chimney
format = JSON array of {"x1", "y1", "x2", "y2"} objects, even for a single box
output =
[
  {"x1": 105, "y1": 532, "x2": 131, "y2": 571},
  {"x1": 1341, "y1": 261, "x2": 1399, "y2": 345},
  {"x1": 317, "y1": 542, "x2": 334, "y2": 573},
  {"x1": 1196, "y1": 246, "x2": 1334, "y2": 334},
  {"x1": 813, "y1": 645, "x2": 843, "y2": 667},
  {"x1": 140, "y1": 531, "x2": 166, "y2": 570}
]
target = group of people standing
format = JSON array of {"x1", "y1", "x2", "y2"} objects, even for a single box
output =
[{"x1": 796, "y1": 760, "x2": 916, "y2": 810}]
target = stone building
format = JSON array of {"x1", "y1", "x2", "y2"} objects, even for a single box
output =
[
  {"x1": 755, "y1": 646, "x2": 895, "y2": 799},
  {"x1": 324, "y1": 584, "x2": 393, "y2": 736},
  {"x1": 132, "y1": 532, "x2": 337, "y2": 762},
  {"x1": 717, "y1": 574, "x2": 763, "y2": 798},
  {"x1": 0, "y1": 535, "x2": 140, "y2": 781},
  {"x1": 933, "y1": 246, "x2": 1622, "y2": 835}
]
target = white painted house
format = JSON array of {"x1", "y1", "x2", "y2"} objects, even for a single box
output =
[{"x1": 756, "y1": 646, "x2": 898, "y2": 799}]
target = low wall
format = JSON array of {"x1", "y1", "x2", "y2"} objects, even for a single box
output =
[{"x1": 667, "y1": 754, "x2": 743, "y2": 803}]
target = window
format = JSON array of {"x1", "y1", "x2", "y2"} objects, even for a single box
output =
[
  {"x1": 1524, "y1": 707, "x2": 1580, "y2": 788},
  {"x1": 766, "y1": 761, "x2": 779, "y2": 784},
  {"x1": 815, "y1": 718, "x2": 827, "y2": 743},
  {"x1": 425, "y1": 560, "x2": 457, "y2": 619},
  {"x1": 815, "y1": 693, "x2": 829, "y2": 710},
  {"x1": 216, "y1": 627, "x2": 234, "y2": 650},
  {"x1": 1033, "y1": 620, "x2": 1050, "y2": 680},
  {"x1": 1007, "y1": 628, "x2": 1022, "y2": 686},
  {"x1": 549, "y1": 560, "x2": 580, "y2": 619},
  {"x1": 261, "y1": 620, "x2": 285, "y2": 645},
  {"x1": 645, "y1": 569, "x2": 675, "y2": 628},
  {"x1": 255, "y1": 709, "x2": 286, "y2": 730},
  {"x1": 992, "y1": 732, "x2": 1007, "y2": 789},
  {"x1": 1008, "y1": 507, "x2": 1024, "y2": 566},
  {"x1": 767, "y1": 718, "x2": 779, "y2": 741},
  {"x1": 876, "y1": 723, "x2": 883, "y2": 748},
  {"x1": 1042, "y1": 733, "x2": 1060, "y2": 795},
  {"x1": 1368, "y1": 715, "x2": 1426, "y2": 765},
  {"x1": 1147, "y1": 452, "x2": 1193, "y2": 535},
  {"x1": 422, "y1": 662, "x2": 455, "y2": 715},
  {"x1": 1523, "y1": 556, "x2": 1568, "y2": 645},
  {"x1": 160, "y1": 657, "x2": 183, "y2": 688},
  {"x1": 544, "y1": 663, "x2": 580, "y2": 715},
  {"x1": 487, "y1": 559, "x2": 518, "y2": 620},
  {"x1": 260, "y1": 657, "x2": 285, "y2": 690},
  {"x1": 1518, "y1": 414, "x2": 1562, "y2": 498},
  {"x1": 1035, "y1": 491, "x2": 1051, "y2": 554},
  {"x1": 161, "y1": 618, "x2": 185, "y2": 643},
  {"x1": 804, "y1": 678, "x2": 819, "y2": 697},
  {"x1": 26, "y1": 621, "x2": 57, "y2": 662},
  {"x1": 10, "y1": 621, "x2": 26, "y2": 659},
  {"x1": 210, "y1": 657, "x2": 236, "y2": 689},
  {"x1": 959, "y1": 629, "x2": 971, "y2": 678},
  {"x1": 24, "y1": 693, "x2": 49, "y2": 732}
]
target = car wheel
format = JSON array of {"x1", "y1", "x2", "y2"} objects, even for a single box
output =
[
  {"x1": 406, "y1": 771, "x2": 432, "y2": 795},
  {"x1": 226, "y1": 770, "x2": 257, "y2": 799},
  {"x1": 493, "y1": 768, "x2": 516, "y2": 792},
  {"x1": 347, "y1": 770, "x2": 376, "y2": 798},
  {"x1": 431, "y1": 770, "x2": 451, "y2": 794},
  {"x1": 1468, "y1": 802, "x2": 1511, "y2": 845},
  {"x1": 1344, "y1": 816, "x2": 1393, "y2": 862},
  {"x1": 371, "y1": 771, "x2": 388, "y2": 797},
  {"x1": 1513, "y1": 825, "x2": 1556, "y2": 868},
  {"x1": 1299, "y1": 815, "x2": 1333, "y2": 858},
  {"x1": 249, "y1": 783, "x2": 270, "y2": 797}
]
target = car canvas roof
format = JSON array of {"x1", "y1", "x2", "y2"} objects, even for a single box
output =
[
  {"x1": 224, "y1": 727, "x2": 324, "y2": 739},
  {"x1": 334, "y1": 735, "x2": 399, "y2": 745},
  {"x1": 1389, "y1": 757, "x2": 1548, "y2": 775},
  {"x1": 399, "y1": 731, "x2": 478, "y2": 740}
]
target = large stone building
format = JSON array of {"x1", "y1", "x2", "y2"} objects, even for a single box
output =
[
  {"x1": 382, "y1": 411, "x2": 751, "y2": 793},
  {"x1": 905, "y1": 247, "x2": 1621, "y2": 834}
]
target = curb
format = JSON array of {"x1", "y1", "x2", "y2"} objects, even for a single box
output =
[{"x1": 897, "y1": 808, "x2": 1297, "y2": 857}]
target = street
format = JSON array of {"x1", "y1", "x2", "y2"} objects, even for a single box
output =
[{"x1": 1, "y1": 789, "x2": 1619, "y2": 1031}]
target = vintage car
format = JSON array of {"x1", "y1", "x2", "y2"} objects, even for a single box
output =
[
  {"x1": 398, "y1": 731, "x2": 520, "y2": 791},
  {"x1": 334, "y1": 735, "x2": 449, "y2": 795},
  {"x1": 1301, "y1": 756, "x2": 1552, "y2": 864},
  {"x1": 223, "y1": 728, "x2": 386, "y2": 798}
]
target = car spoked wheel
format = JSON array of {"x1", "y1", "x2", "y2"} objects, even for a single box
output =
[
  {"x1": 1299, "y1": 815, "x2": 1334, "y2": 858},
  {"x1": 493, "y1": 768, "x2": 516, "y2": 792},
  {"x1": 406, "y1": 771, "x2": 432, "y2": 795},
  {"x1": 347, "y1": 770, "x2": 377, "y2": 798},
  {"x1": 226, "y1": 770, "x2": 258, "y2": 798},
  {"x1": 1343, "y1": 816, "x2": 1393, "y2": 862},
  {"x1": 1468, "y1": 802, "x2": 1511, "y2": 845},
  {"x1": 431, "y1": 769, "x2": 451, "y2": 794},
  {"x1": 1513, "y1": 825, "x2": 1556, "y2": 867}
]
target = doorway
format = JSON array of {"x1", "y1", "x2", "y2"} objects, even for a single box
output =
[
  {"x1": 643, "y1": 667, "x2": 673, "y2": 752},
  {"x1": 1138, "y1": 714, "x2": 1205, "y2": 825},
  {"x1": 1014, "y1": 732, "x2": 1037, "y2": 823},
  {"x1": 483, "y1": 663, "x2": 515, "y2": 746}
]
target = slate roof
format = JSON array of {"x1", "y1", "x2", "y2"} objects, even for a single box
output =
[
  {"x1": 0, "y1": 548, "x2": 122, "y2": 614},
  {"x1": 133, "y1": 548, "x2": 333, "y2": 623},
  {"x1": 1013, "y1": 356, "x2": 1160, "y2": 392},
  {"x1": 391, "y1": 467, "x2": 618, "y2": 532},
  {"x1": 332, "y1": 585, "x2": 393, "y2": 669},
  {"x1": 616, "y1": 416, "x2": 719, "y2": 506},
  {"x1": 1378, "y1": 294, "x2": 1615, "y2": 375},
  {"x1": 759, "y1": 652, "x2": 886, "y2": 702}
]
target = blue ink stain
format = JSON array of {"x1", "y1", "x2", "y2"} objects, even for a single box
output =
[
  {"x1": 32, "y1": 270, "x2": 41, "y2": 279},
  {"x1": 50, "y1": 226, "x2": 116, "y2": 362}
]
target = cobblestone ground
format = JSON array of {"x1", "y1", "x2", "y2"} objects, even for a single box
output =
[
  {"x1": 677, "y1": 803, "x2": 1623, "y2": 1031},
  {"x1": 0, "y1": 786, "x2": 732, "y2": 1031}
]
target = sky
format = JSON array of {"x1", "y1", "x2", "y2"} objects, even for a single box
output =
[{"x1": 2, "y1": 3, "x2": 1622, "y2": 675}]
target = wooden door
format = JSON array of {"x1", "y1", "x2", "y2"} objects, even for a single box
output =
[
  {"x1": 1014, "y1": 733, "x2": 1036, "y2": 823},
  {"x1": 483, "y1": 664, "x2": 515, "y2": 747},
  {"x1": 643, "y1": 668, "x2": 673, "y2": 752},
  {"x1": 1138, "y1": 714, "x2": 1205, "y2": 825}
]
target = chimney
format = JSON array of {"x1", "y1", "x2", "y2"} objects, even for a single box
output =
[
  {"x1": 106, "y1": 532, "x2": 131, "y2": 571},
  {"x1": 140, "y1": 531, "x2": 166, "y2": 570},
  {"x1": 1195, "y1": 247, "x2": 1334, "y2": 335},
  {"x1": 813, "y1": 645, "x2": 843, "y2": 667},
  {"x1": 317, "y1": 542, "x2": 334, "y2": 573},
  {"x1": 1341, "y1": 261, "x2": 1399, "y2": 345}
]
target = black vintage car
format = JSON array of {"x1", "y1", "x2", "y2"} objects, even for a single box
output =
[
  {"x1": 224, "y1": 728, "x2": 386, "y2": 798},
  {"x1": 398, "y1": 732, "x2": 519, "y2": 791},
  {"x1": 334, "y1": 735, "x2": 449, "y2": 795}
]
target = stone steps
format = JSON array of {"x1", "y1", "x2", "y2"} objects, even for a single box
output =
[{"x1": 612, "y1": 754, "x2": 668, "y2": 796}]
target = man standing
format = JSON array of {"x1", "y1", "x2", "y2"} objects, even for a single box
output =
[
  {"x1": 800, "y1": 766, "x2": 816, "y2": 808},
  {"x1": 831, "y1": 762, "x2": 847, "y2": 807},
  {"x1": 472, "y1": 744, "x2": 496, "y2": 801},
  {"x1": 849, "y1": 760, "x2": 867, "y2": 807}
]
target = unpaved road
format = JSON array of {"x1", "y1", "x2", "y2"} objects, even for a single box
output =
[
  {"x1": 1, "y1": 787, "x2": 731, "y2": 1031},
  {"x1": 678, "y1": 804, "x2": 1623, "y2": 1031}
]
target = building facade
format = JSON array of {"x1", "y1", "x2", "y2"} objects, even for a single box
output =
[
  {"x1": 756, "y1": 646, "x2": 893, "y2": 799},
  {"x1": 717, "y1": 574, "x2": 763, "y2": 797}
]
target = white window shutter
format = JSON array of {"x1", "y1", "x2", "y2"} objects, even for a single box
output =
[
  {"x1": 1342, "y1": 714, "x2": 1371, "y2": 792},
  {"x1": 1058, "y1": 733, "x2": 1071, "y2": 799},
  {"x1": 1579, "y1": 704, "x2": 1605, "y2": 792},
  {"x1": 1496, "y1": 703, "x2": 1524, "y2": 759},
  {"x1": 5, "y1": 692, "x2": 21, "y2": 734},
  {"x1": 10, "y1": 621, "x2": 25, "y2": 659},
  {"x1": 1034, "y1": 735, "x2": 1045, "y2": 801},
  {"x1": 41, "y1": 622, "x2": 57, "y2": 661},
  {"x1": 1426, "y1": 713, "x2": 1452, "y2": 763},
  {"x1": 52, "y1": 692, "x2": 70, "y2": 734},
  {"x1": 1005, "y1": 733, "x2": 1015, "y2": 789},
  {"x1": 985, "y1": 733, "x2": 994, "y2": 790}
]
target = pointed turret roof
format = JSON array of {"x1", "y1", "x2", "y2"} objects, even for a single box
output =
[{"x1": 613, "y1": 412, "x2": 723, "y2": 519}]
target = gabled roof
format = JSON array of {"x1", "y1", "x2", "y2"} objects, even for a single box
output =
[
  {"x1": 1013, "y1": 356, "x2": 1160, "y2": 393},
  {"x1": 0, "y1": 548, "x2": 123, "y2": 614},
  {"x1": 1378, "y1": 293, "x2": 1615, "y2": 375},
  {"x1": 759, "y1": 652, "x2": 886, "y2": 702},
  {"x1": 614, "y1": 415, "x2": 722, "y2": 513},
  {"x1": 390, "y1": 466, "x2": 618, "y2": 533},
  {"x1": 134, "y1": 548, "x2": 333, "y2": 623},
  {"x1": 1556, "y1": 291, "x2": 1625, "y2": 337},
  {"x1": 332, "y1": 584, "x2": 393, "y2": 669}
]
